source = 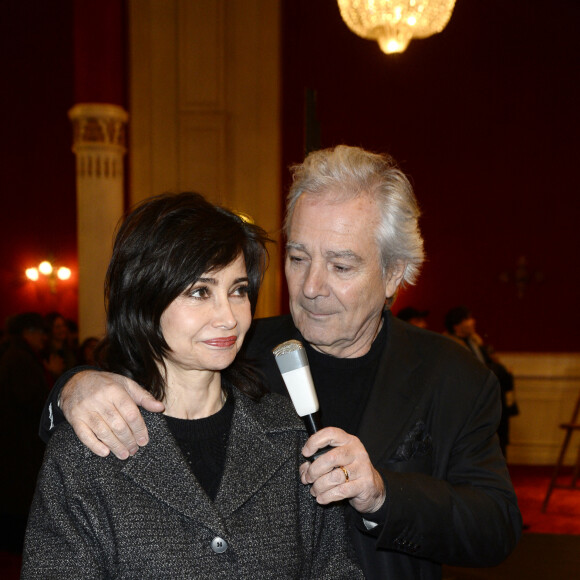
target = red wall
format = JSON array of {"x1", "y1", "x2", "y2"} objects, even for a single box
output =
[
  {"x1": 281, "y1": 0, "x2": 580, "y2": 352},
  {"x1": 0, "y1": 0, "x2": 126, "y2": 332},
  {"x1": 0, "y1": 0, "x2": 77, "y2": 326}
]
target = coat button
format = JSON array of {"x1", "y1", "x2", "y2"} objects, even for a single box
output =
[{"x1": 211, "y1": 536, "x2": 228, "y2": 553}]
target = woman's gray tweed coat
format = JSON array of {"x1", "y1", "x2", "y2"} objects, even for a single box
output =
[{"x1": 22, "y1": 390, "x2": 362, "y2": 579}]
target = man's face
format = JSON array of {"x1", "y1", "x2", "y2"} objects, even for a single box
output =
[
  {"x1": 454, "y1": 316, "x2": 476, "y2": 338},
  {"x1": 285, "y1": 193, "x2": 404, "y2": 358},
  {"x1": 409, "y1": 317, "x2": 428, "y2": 329}
]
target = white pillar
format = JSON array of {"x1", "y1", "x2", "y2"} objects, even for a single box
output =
[{"x1": 68, "y1": 103, "x2": 128, "y2": 340}]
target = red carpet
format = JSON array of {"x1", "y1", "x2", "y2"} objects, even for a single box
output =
[{"x1": 509, "y1": 464, "x2": 580, "y2": 535}]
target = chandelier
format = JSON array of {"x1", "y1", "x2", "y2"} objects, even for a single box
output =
[{"x1": 337, "y1": 0, "x2": 457, "y2": 54}]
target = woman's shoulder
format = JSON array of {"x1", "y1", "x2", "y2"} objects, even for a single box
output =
[
  {"x1": 47, "y1": 423, "x2": 115, "y2": 469},
  {"x1": 41, "y1": 422, "x2": 104, "y2": 482},
  {"x1": 46, "y1": 412, "x2": 160, "y2": 472},
  {"x1": 48, "y1": 422, "x2": 87, "y2": 454}
]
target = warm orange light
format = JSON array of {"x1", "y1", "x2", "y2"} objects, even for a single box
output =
[
  {"x1": 57, "y1": 267, "x2": 71, "y2": 281},
  {"x1": 234, "y1": 211, "x2": 255, "y2": 224},
  {"x1": 38, "y1": 260, "x2": 53, "y2": 275},
  {"x1": 25, "y1": 259, "x2": 73, "y2": 292},
  {"x1": 337, "y1": 0, "x2": 457, "y2": 55}
]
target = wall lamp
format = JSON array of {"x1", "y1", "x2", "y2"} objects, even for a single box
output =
[{"x1": 25, "y1": 260, "x2": 72, "y2": 293}]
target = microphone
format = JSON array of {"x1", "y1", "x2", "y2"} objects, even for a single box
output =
[{"x1": 272, "y1": 339, "x2": 332, "y2": 460}]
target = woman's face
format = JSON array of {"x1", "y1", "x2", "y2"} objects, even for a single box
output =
[
  {"x1": 159, "y1": 254, "x2": 252, "y2": 375},
  {"x1": 82, "y1": 338, "x2": 99, "y2": 364},
  {"x1": 52, "y1": 316, "x2": 69, "y2": 342}
]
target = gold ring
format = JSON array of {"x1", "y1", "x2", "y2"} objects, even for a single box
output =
[{"x1": 338, "y1": 465, "x2": 350, "y2": 482}]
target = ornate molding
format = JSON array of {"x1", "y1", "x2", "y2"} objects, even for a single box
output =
[
  {"x1": 69, "y1": 103, "x2": 128, "y2": 180},
  {"x1": 69, "y1": 103, "x2": 128, "y2": 153}
]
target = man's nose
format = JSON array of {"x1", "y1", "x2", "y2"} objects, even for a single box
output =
[{"x1": 302, "y1": 263, "x2": 328, "y2": 299}]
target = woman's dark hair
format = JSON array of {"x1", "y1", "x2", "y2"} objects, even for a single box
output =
[{"x1": 95, "y1": 192, "x2": 271, "y2": 401}]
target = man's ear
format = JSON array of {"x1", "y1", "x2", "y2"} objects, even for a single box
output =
[{"x1": 385, "y1": 260, "x2": 407, "y2": 299}]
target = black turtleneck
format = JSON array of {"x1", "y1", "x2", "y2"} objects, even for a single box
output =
[
  {"x1": 163, "y1": 394, "x2": 234, "y2": 501},
  {"x1": 303, "y1": 319, "x2": 387, "y2": 434}
]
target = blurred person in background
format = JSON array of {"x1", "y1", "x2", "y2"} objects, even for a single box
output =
[
  {"x1": 78, "y1": 336, "x2": 99, "y2": 366},
  {"x1": 444, "y1": 306, "x2": 519, "y2": 456},
  {"x1": 396, "y1": 306, "x2": 429, "y2": 329},
  {"x1": 0, "y1": 313, "x2": 52, "y2": 554},
  {"x1": 43, "y1": 312, "x2": 77, "y2": 382},
  {"x1": 66, "y1": 319, "x2": 79, "y2": 353}
]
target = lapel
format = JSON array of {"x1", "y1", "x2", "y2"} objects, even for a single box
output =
[
  {"x1": 357, "y1": 313, "x2": 429, "y2": 465},
  {"x1": 121, "y1": 399, "x2": 297, "y2": 527},
  {"x1": 215, "y1": 391, "x2": 297, "y2": 518},
  {"x1": 121, "y1": 411, "x2": 227, "y2": 535}
]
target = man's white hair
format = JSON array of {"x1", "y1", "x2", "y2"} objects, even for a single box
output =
[{"x1": 285, "y1": 145, "x2": 425, "y2": 286}]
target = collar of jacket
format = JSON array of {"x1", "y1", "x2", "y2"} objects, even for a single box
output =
[{"x1": 119, "y1": 388, "x2": 304, "y2": 535}]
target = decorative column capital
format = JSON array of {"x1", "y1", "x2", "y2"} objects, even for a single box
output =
[
  {"x1": 68, "y1": 103, "x2": 128, "y2": 154},
  {"x1": 69, "y1": 103, "x2": 128, "y2": 180}
]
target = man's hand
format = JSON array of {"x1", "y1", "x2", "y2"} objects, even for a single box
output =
[
  {"x1": 299, "y1": 427, "x2": 386, "y2": 514},
  {"x1": 60, "y1": 371, "x2": 165, "y2": 460}
]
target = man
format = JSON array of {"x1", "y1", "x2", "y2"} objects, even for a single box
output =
[
  {"x1": 443, "y1": 306, "x2": 519, "y2": 456},
  {"x1": 443, "y1": 307, "x2": 483, "y2": 361},
  {"x1": 41, "y1": 146, "x2": 521, "y2": 579},
  {"x1": 397, "y1": 306, "x2": 429, "y2": 329}
]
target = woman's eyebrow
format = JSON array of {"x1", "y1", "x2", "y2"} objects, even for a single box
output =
[{"x1": 196, "y1": 276, "x2": 249, "y2": 284}]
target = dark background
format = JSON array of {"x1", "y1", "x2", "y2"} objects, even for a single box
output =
[
  {"x1": 280, "y1": 0, "x2": 580, "y2": 350},
  {"x1": 1, "y1": 0, "x2": 76, "y2": 322},
  {"x1": 1, "y1": 0, "x2": 579, "y2": 351}
]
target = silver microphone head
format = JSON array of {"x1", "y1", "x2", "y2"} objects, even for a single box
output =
[
  {"x1": 272, "y1": 340, "x2": 319, "y2": 417},
  {"x1": 272, "y1": 339, "x2": 303, "y2": 357},
  {"x1": 272, "y1": 340, "x2": 309, "y2": 372}
]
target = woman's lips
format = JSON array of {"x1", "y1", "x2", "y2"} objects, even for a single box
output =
[{"x1": 203, "y1": 336, "x2": 237, "y2": 348}]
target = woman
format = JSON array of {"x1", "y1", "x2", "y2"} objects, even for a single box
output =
[
  {"x1": 22, "y1": 193, "x2": 361, "y2": 579},
  {"x1": 78, "y1": 336, "x2": 99, "y2": 365}
]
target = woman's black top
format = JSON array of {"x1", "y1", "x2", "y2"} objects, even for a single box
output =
[{"x1": 163, "y1": 394, "x2": 234, "y2": 501}]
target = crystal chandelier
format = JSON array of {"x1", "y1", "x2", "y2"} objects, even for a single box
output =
[{"x1": 337, "y1": 0, "x2": 457, "y2": 54}]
